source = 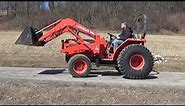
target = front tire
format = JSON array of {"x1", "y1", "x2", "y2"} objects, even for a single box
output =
[
  {"x1": 117, "y1": 44, "x2": 154, "y2": 79},
  {"x1": 68, "y1": 54, "x2": 91, "y2": 77}
]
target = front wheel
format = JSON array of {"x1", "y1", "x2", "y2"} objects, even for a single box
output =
[
  {"x1": 117, "y1": 44, "x2": 154, "y2": 79},
  {"x1": 68, "y1": 54, "x2": 91, "y2": 77}
]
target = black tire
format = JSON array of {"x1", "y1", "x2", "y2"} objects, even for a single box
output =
[
  {"x1": 115, "y1": 66, "x2": 123, "y2": 75},
  {"x1": 68, "y1": 54, "x2": 91, "y2": 77},
  {"x1": 117, "y1": 44, "x2": 154, "y2": 79}
]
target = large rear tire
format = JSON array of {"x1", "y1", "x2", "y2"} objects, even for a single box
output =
[
  {"x1": 68, "y1": 54, "x2": 91, "y2": 77},
  {"x1": 117, "y1": 44, "x2": 154, "y2": 79}
]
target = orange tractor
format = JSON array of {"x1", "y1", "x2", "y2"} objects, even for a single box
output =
[{"x1": 15, "y1": 14, "x2": 154, "y2": 79}]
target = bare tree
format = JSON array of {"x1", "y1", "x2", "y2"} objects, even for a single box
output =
[{"x1": 1, "y1": 1, "x2": 185, "y2": 33}]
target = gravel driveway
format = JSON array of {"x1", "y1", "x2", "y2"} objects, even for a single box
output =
[{"x1": 0, "y1": 67, "x2": 185, "y2": 105}]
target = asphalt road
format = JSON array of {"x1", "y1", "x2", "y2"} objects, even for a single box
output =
[{"x1": 0, "y1": 67, "x2": 185, "y2": 88}]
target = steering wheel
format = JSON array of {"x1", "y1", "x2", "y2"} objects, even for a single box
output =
[{"x1": 107, "y1": 33, "x2": 117, "y2": 45}]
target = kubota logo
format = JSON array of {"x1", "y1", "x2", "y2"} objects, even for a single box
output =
[{"x1": 77, "y1": 25, "x2": 94, "y2": 35}]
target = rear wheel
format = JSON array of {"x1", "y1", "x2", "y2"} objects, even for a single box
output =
[
  {"x1": 117, "y1": 44, "x2": 154, "y2": 79},
  {"x1": 68, "y1": 54, "x2": 91, "y2": 77}
]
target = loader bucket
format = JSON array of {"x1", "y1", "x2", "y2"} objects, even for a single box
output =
[{"x1": 15, "y1": 26, "x2": 45, "y2": 46}]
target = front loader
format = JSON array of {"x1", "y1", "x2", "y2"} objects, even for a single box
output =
[{"x1": 15, "y1": 14, "x2": 154, "y2": 79}]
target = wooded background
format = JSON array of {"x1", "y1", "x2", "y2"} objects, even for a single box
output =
[{"x1": 0, "y1": 1, "x2": 185, "y2": 34}]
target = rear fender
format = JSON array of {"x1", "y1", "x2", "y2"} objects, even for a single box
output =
[{"x1": 113, "y1": 38, "x2": 146, "y2": 61}]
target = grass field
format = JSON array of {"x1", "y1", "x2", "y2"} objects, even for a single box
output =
[
  {"x1": 0, "y1": 31, "x2": 185, "y2": 72},
  {"x1": 0, "y1": 30, "x2": 185, "y2": 105}
]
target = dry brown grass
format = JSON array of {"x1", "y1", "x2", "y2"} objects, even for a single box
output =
[
  {"x1": 0, "y1": 11, "x2": 6, "y2": 16},
  {"x1": 145, "y1": 34, "x2": 185, "y2": 72},
  {"x1": 0, "y1": 31, "x2": 185, "y2": 72},
  {"x1": 1, "y1": 79, "x2": 185, "y2": 105}
]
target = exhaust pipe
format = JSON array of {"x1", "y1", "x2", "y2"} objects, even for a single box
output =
[{"x1": 15, "y1": 26, "x2": 45, "y2": 46}]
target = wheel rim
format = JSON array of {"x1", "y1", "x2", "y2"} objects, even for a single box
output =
[
  {"x1": 129, "y1": 54, "x2": 145, "y2": 70},
  {"x1": 73, "y1": 59, "x2": 87, "y2": 74}
]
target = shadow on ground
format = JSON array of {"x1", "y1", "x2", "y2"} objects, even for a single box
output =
[
  {"x1": 38, "y1": 69, "x2": 66, "y2": 74},
  {"x1": 90, "y1": 71, "x2": 122, "y2": 76},
  {"x1": 38, "y1": 69, "x2": 158, "y2": 79},
  {"x1": 123, "y1": 75, "x2": 158, "y2": 80}
]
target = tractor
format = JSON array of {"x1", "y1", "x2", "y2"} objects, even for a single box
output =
[{"x1": 15, "y1": 14, "x2": 154, "y2": 79}]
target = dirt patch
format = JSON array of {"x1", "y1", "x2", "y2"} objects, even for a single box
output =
[{"x1": 0, "y1": 78, "x2": 185, "y2": 105}]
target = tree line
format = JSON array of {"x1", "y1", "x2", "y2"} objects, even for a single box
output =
[{"x1": 0, "y1": 1, "x2": 185, "y2": 34}]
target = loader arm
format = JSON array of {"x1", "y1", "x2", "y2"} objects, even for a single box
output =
[
  {"x1": 15, "y1": 17, "x2": 109, "y2": 60},
  {"x1": 38, "y1": 18, "x2": 97, "y2": 43}
]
